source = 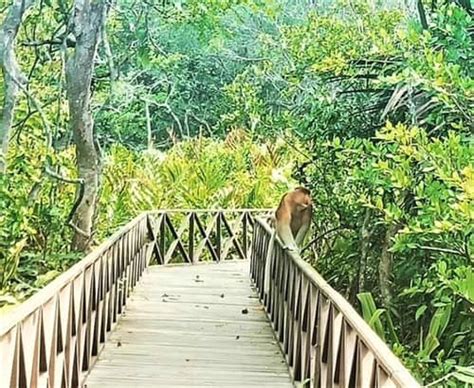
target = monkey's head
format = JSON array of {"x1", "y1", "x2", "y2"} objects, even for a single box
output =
[
  {"x1": 293, "y1": 187, "x2": 312, "y2": 210},
  {"x1": 295, "y1": 186, "x2": 310, "y2": 196}
]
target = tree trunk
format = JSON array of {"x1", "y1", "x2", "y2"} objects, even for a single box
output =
[
  {"x1": 417, "y1": 0, "x2": 429, "y2": 29},
  {"x1": 0, "y1": 0, "x2": 35, "y2": 172},
  {"x1": 65, "y1": 0, "x2": 109, "y2": 252},
  {"x1": 358, "y1": 209, "x2": 372, "y2": 293},
  {"x1": 379, "y1": 223, "x2": 402, "y2": 308},
  {"x1": 145, "y1": 99, "x2": 153, "y2": 150}
]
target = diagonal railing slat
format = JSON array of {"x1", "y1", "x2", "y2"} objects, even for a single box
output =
[
  {"x1": 250, "y1": 218, "x2": 420, "y2": 388},
  {"x1": 193, "y1": 212, "x2": 219, "y2": 261},
  {"x1": 163, "y1": 213, "x2": 191, "y2": 264}
]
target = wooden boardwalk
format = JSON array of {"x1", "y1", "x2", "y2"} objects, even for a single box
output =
[
  {"x1": 0, "y1": 212, "x2": 419, "y2": 388},
  {"x1": 84, "y1": 260, "x2": 293, "y2": 387}
]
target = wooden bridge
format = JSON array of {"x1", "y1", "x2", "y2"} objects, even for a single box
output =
[{"x1": 0, "y1": 210, "x2": 420, "y2": 388}]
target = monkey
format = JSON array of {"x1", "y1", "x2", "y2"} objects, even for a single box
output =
[
  {"x1": 275, "y1": 187, "x2": 312, "y2": 251},
  {"x1": 263, "y1": 187, "x2": 312, "y2": 295}
]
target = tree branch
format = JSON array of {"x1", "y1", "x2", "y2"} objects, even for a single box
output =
[
  {"x1": 156, "y1": 102, "x2": 183, "y2": 138},
  {"x1": 144, "y1": 99, "x2": 153, "y2": 149},
  {"x1": 301, "y1": 227, "x2": 347, "y2": 254},
  {"x1": 417, "y1": 0, "x2": 429, "y2": 29},
  {"x1": 0, "y1": 0, "x2": 36, "y2": 172},
  {"x1": 21, "y1": 37, "x2": 76, "y2": 47},
  {"x1": 464, "y1": 231, "x2": 473, "y2": 262},
  {"x1": 188, "y1": 111, "x2": 213, "y2": 136},
  {"x1": 417, "y1": 245, "x2": 467, "y2": 258},
  {"x1": 101, "y1": 27, "x2": 117, "y2": 88}
]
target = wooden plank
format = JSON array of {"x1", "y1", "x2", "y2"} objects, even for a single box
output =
[
  {"x1": 92, "y1": 351, "x2": 285, "y2": 363},
  {"x1": 117, "y1": 310, "x2": 269, "y2": 323},
  {"x1": 129, "y1": 292, "x2": 261, "y2": 306},
  {"x1": 88, "y1": 384, "x2": 293, "y2": 388},
  {"x1": 84, "y1": 261, "x2": 292, "y2": 387}
]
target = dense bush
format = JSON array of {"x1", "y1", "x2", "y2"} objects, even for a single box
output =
[
  {"x1": 305, "y1": 123, "x2": 473, "y2": 381},
  {"x1": 97, "y1": 128, "x2": 299, "y2": 237},
  {"x1": 0, "y1": 134, "x2": 77, "y2": 307}
]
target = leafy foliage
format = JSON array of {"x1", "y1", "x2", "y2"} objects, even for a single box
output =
[
  {"x1": 0, "y1": 133, "x2": 77, "y2": 305},
  {"x1": 0, "y1": 0, "x2": 472, "y2": 385},
  {"x1": 306, "y1": 123, "x2": 473, "y2": 381},
  {"x1": 97, "y1": 128, "x2": 298, "y2": 237}
]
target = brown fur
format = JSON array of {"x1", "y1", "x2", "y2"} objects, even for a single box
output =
[{"x1": 275, "y1": 187, "x2": 312, "y2": 250}]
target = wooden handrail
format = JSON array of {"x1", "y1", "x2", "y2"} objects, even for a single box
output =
[
  {"x1": 148, "y1": 208, "x2": 273, "y2": 213},
  {"x1": 250, "y1": 218, "x2": 420, "y2": 388}
]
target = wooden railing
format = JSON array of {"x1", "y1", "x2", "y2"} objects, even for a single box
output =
[
  {"x1": 250, "y1": 219, "x2": 420, "y2": 388},
  {"x1": 0, "y1": 209, "x2": 270, "y2": 388},
  {"x1": 148, "y1": 209, "x2": 272, "y2": 264},
  {"x1": 0, "y1": 213, "x2": 152, "y2": 388}
]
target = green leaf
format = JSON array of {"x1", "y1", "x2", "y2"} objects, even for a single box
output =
[
  {"x1": 368, "y1": 309, "x2": 386, "y2": 327},
  {"x1": 0, "y1": 294, "x2": 18, "y2": 305},
  {"x1": 357, "y1": 292, "x2": 385, "y2": 341},
  {"x1": 423, "y1": 333, "x2": 440, "y2": 358},
  {"x1": 453, "y1": 369, "x2": 474, "y2": 385},
  {"x1": 455, "y1": 365, "x2": 474, "y2": 377},
  {"x1": 415, "y1": 305, "x2": 427, "y2": 321},
  {"x1": 428, "y1": 305, "x2": 452, "y2": 339}
]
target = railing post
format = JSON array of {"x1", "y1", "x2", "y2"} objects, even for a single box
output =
[
  {"x1": 216, "y1": 211, "x2": 222, "y2": 262},
  {"x1": 159, "y1": 213, "x2": 166, "y2": 263},
  {"x1": 242, "y1": 212, "x2": 248, "y2": 259},
  {"x1": 189, "y1": 212, "x2": 195, "y2": 264}
]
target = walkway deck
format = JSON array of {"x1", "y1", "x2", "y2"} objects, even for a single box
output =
[{"x1": 84, "y1": 261, "x2": 293, "y2": 387}]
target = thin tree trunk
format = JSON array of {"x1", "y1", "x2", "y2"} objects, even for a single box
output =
[
  {"x1": 417, "y1": 0, "x2": 429, "y2": 29},
  {"x1": 379, "y1": 223, "x2": 402, "y2": 308},
  {"x1": 145, "y1": 99, "x2": 153, "y2": 150},
  {"x1": 0, "y1": 0, "x2": 35, "y2": 172},
  {"x1": 101, "y1": 27, "x2": 117, "y2": 90},
  {"x1": 65, "y1": 0, "x2": 109, "y2": 252},
  {"x1": 358, "y1": 209, "x2": 372, "y2": 293}
]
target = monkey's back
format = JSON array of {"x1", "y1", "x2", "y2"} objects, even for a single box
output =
[{"x1": 276, "y1": 190, "x2": 312, "y2": 236}]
